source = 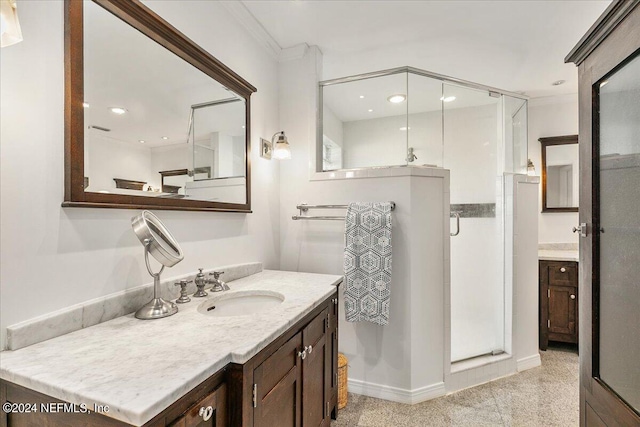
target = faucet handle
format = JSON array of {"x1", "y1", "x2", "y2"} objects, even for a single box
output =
[
  {"x1": 209, "y1": 271, "x2": 224, "y2": 279},
  {"x1": 174, "y1": 280, "x2": 193, "y2": 304}
]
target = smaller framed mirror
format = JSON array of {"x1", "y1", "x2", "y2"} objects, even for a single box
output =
[{"x1": 540, "y1": 135, "x2": 579, "y2": 213}]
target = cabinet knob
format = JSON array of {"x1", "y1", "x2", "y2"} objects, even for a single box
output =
[
  {"x1": 298, "y1": 349, "x2": 306, "y2": 360},
  {"x1": 560, "y1": 267, "x2": 566, "y2": 273},
  {"x1": 305, "y1": 345, "x2": 313, "y2": 354},
  {"x1": 570, "y1": 294, "x2": 576, "y2": 300},
  {"x1": 199, "y1": 405, "x2": 213, "y2": 421}
]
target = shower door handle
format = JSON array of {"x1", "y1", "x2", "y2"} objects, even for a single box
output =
[{"x1": 450, "y1": 212, "x2": 460, "y2": 237}]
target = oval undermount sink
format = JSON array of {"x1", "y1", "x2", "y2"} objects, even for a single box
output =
[{"x1": 197, "y1": 291, "x2": 285, "y2": 317}]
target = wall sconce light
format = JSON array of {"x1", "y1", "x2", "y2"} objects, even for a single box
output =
[
  {"x1": 1, "y1": 0, "x2": 23, "y2": 48},
  {"x1": 261, "y1": 131, "x2": 291, "y2": 160},
  {"x1": 527, "y1": 159, "x2": 536, "y2": 176}
]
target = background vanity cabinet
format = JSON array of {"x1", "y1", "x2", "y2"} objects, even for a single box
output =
[{"x1": 539, "y1": 260, "x2": 578, "y2": 350}]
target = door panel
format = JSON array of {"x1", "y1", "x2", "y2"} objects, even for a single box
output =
[
  {"x1": 595, "y1": 49, "x2": 640, "y2": 415},
  {"x1": 253, "y1": 332, "x2": 302, "y2": 427},
  {"x1": 302, "y1": 309, "x2": 329, "y2": 427},
  {"x1": 549, "y1": 285, "x2": 577, "y2": 339}
]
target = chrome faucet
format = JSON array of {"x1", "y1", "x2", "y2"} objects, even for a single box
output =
[
  {"x1": 207, "y1": 271, "x2": 229, "y2": 292},
  {"x1": 406, "y1": 147, "x2": 418, "y2": 163}
]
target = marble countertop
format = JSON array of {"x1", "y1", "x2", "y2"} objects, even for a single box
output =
[
  {"x1": 538, "y1": 250, "x2": 579, "y2": 262},
  {"x1": 0, "y1": 270, "x2": 342, "y2": 426}
]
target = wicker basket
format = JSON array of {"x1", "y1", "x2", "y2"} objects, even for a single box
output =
[{"x1": 338, "y1": 353, "x2": 348, "y2": 409}]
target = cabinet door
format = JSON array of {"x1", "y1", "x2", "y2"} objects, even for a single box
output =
[
  {"x1": 253, "y1": 331, "x2": 303, "y2": 427},
  {"x1": 548, "y1": 285, "x2": 578, "y2": 343},
  {"x1": 301, "y1": 308, "x2": 330, "y2": 427},
  {"x1": 169, "y1": 383, "x2": 227, "y2": 427}
]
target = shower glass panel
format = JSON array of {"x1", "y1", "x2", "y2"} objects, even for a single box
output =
[
  {"x1": 504, "y1": 96, "x2": 529, "y2": 174},
  {"x1": 444, "y1": 84, "x2": 505, "y2": 362},
  {"x1": 321, "y1": 73, "x2": 408, "y2": 170},
  {"x1": 407, "y1": 74, "x2": 443, "y2": 167}
]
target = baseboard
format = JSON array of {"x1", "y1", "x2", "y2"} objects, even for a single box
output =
[
  {"x1": 517, "y1": 353, "x2": 541, "y2": 372},
  {"x1": 347, "y1": 379, "x2": 445, "y2": 404}
]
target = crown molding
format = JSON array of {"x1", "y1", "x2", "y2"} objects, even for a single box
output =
[
  {"x1": 219, "y1": 1, "x2": 281, "y2": 60},
  {"x1": 279, "y1": 43, "x2": 311, "y2": 62},
  {"x1": 565, "y1": 0, "x2": 639, "y2": 65}
]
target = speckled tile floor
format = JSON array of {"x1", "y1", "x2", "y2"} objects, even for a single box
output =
[{"x1": 331, "y1": 345, "x2": 579, "y2": 427}]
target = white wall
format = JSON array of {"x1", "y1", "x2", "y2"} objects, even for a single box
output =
[
  {"x1": 0, "y1": 0, "x2": 280, "y2": 349},
  {"x1": 528, "y1": 95, "x2": 579, "y2": 244}
]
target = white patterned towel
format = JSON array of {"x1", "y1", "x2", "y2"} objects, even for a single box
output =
[{"x1": 343, "y1": 202, "x2": 393, "y2": 325}]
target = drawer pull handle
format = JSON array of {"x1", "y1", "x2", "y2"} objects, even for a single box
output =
[
  {"x1": 570, "y1": 294, "x2": 576, "y2": 300},
  {"x1": 305, "y1": 345, "x2": 313, "y2": 354},
  {"x1": 298, "y1": 349, "x2": 306, "y2": 360},
  {"x1": 199, "y1": 405, "x2": 213, "y2": 421},
  {"x1": 560, "y1": 267, "x2": 566, "y2": 273}
]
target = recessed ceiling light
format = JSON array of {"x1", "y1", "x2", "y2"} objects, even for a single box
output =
[
  {"x1": 242, "y1": 125, "x2": 245, "y2": 129},
  {"x1": 82, "y1": 102, "x2": 90, "y2": 108},
  {"x1": 440, "y1": 96, "x2": 456, "y2": 102},
  {"x1": 399, "y1": 127, "x2": 411, "y2": 131},
  {"x1": 109, "y1": 107, "x2": 127, "y2": 115},
  {"x1": 552, "y1": 80, "x2": 566, "y2": 86},
  {"x1": 161, "y1": 136, "x2": 168, "y2": 140},
  {"x1": 359, "y1": 95, "x2": 365, "y2": 99},
  {"x1": 387, "y1": 94, "x2": 406, "y2": 104},
  {"x1": 139, "y1": 140, "x2": 145, "y2": 144},
  {"x1": 599, "y1": 80, "x2": 609, "y2": 88},
  {"x1": 368, "y1": 109, "x2": 374, "y2": 112}
]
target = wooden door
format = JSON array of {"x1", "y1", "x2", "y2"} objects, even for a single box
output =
[
  {"x1": 301, "y1": 308, "x2": 330, "y2": 427},
  {"x1": 253, "y1": 332, "x2": 303, "y2": 427},
  {"x1": 567, "y1": 2, "x2": 640, "y2": 425}
]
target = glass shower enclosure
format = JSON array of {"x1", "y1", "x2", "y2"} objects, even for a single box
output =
[{"x1": 319, "y1": 67, "x2": 528, "y2": 363}]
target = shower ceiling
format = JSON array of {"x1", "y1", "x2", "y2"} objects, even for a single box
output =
[{"x1": 240, "y1": 0, "x2": 611, "y2": 98}]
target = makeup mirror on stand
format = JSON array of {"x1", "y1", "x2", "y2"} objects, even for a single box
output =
[{"x1": 131, "y1": 211, "x2": 184, "y2": 319}]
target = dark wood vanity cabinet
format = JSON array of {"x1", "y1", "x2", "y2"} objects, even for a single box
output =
[
  {"x1": 539, "y1": 260, "x2": 578, "y2": 350},
  {"x1": 0, "y1": 291, "x2": 339, "y2": 427},
  {"x1": 231, "y1": 294, "x2": 339, "y2": 427}
]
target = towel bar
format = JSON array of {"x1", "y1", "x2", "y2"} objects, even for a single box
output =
[{"x1": 292, "y1": 202, "x2": 396, "y2": 221}]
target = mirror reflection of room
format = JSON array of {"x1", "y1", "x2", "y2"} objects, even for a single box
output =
[
  {"x1": 82, "y1": 0, "x2": 246, "y2": 204},
  {"x1": 546, "y1": 144, "x2": 579, "y2": 208},
  {"x1": 540, "y1": 135, "x2": 579, "y2": 211}
]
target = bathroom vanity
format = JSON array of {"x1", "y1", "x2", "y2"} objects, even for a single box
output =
[
  {"x1": 538, "y1": 248, "x2": 579, "y2": 350},
  {"x1": 0, "y1": 270, "x2": 341, "y2": 427}
]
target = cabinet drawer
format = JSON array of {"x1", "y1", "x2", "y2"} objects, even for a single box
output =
[
  {"x1": 169, "y1": 383, "x2": 227, "y2": 427},
  {"x1": 547, "y1": 261, "x2": 577, "y2": 287}
]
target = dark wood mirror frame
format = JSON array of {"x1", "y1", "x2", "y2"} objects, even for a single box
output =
[
  {"x1": 63, "y1": 0, "x2": 256, "y2": 212},
  {"x1": 540, "y1": 134, "x2": 579, "y2": 213}
]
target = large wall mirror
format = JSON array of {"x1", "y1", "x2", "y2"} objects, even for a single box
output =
[
  {"x1": 64, "y1": 0, "x2": 256, "y2": 212},
  {"x1": 540, "y1": 135, "x2": 579, "y2": 213}
]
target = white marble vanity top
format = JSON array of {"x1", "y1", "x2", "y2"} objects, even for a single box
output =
[
  {"x1": 0, "y1": 270, "x2": 342, "y2": 426},
  {"x1": 538, "y1": 244, "x2": 579, "y2": 262},
  {"x1": 538, "y1": 249, "x2": 579, "y2": 262}
]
